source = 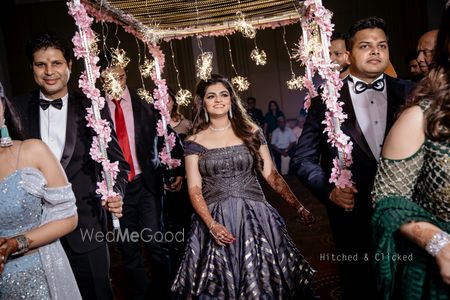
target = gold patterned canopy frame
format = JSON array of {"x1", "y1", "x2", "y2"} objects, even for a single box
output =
[{"x1": 82, "y1": 0, "x2": 300, "y2": 41}]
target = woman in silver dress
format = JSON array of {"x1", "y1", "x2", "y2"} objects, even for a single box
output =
[
  {"x1": 0, "y1": 83, "x2": 81, "y2": 299},
  {"x1": 171, "y1": 74, "x2": 316, "y2": 299}
]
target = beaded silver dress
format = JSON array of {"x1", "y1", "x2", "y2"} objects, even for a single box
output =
[
  {"x1": 171, "y1": 136, "x2": 315, "y2": 299},
  {"x1": 0, "y1": 167, "x2": 81, "y2": 299}
]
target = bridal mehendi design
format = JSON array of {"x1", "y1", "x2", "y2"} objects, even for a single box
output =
[
  {"x1": 266, "y1": 168, "x2": 315, "y2": 224},
  {"x1": 188, "y1": 185, "x2": 234, "y2": 245},
  {"x1": 188, "y1": 185, "x2": 212, "y2": 225}
]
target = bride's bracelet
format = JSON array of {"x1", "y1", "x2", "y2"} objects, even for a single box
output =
[
  {"x1": 296, "y1": 206, "x2": 305, "y2": 214},
  {"x1": 10, "y1": 235, "x2": 29, "y2": 256},
  {"x1": 208, "y1": 220, "x2": 218, "y2": 231},
  {"x1": 425, "y1": 231, "x2": 450, "y2": 257},
  {"x1": 208, "y1": 220, "x2": 221, "y2": 239}
]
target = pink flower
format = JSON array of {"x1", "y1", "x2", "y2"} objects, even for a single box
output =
[
  {"x1": 299, "y1": 0, "x2": 354, "y2": 188},
  {"x1": 102, "y1": 160, "x2": 119, "y2": 180},
  {"x1": 69, "y1": 0, "x2": 119, "y2": 201}
]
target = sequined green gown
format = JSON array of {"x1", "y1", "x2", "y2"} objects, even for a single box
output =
[{"x1": 372, "y1": 100, "x2": 450, "y2": 300}]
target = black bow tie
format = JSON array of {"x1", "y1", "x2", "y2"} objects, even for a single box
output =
[
  {"x1": 39, "y1": 98, "x2": 63, "y2": 110},
  {"x1": 350, "y1": 77, "x2": 385, "y2": 94}
]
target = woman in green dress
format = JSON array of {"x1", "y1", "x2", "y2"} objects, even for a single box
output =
[{"x1": 371, "y1": 5, "x2": 450, "y2": 299}]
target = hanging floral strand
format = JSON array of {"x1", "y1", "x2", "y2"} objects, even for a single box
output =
[
  {"x1": 148, "y1": 45, "x2": 181, "y2": 169},
  {"x1": 294, "y1": 0, "x2": 353, "y2": 189},
  {"x1": 67, "y1": 0, "x2": 120, "y2": 228}
]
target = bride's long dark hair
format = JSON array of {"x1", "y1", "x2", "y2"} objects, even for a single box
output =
[{"x1": 192, "y1": 74, "x2": 263, "y2": 170}]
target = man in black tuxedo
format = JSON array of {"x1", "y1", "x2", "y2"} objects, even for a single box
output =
[
  {"x1": 100, "y1": 57, "x2": 173, "y2": 300},
  {"x1": 291, "y1": 17, "x2": 412, "y2": 299},
  {"x1": 12, "y1": 32, "x2": 128, "y2": 300}
]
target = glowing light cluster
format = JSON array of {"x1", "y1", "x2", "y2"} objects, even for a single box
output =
[
  {"x1": 111, "y1": 48, "x2": 130, "y2": 68},
  {"x1": 139, "y1": 58, "x2": 155, "y2": 78},
  {"x1": 101, "y1": 69, "x2": 123, "y2": 99},
  {"x1": 250, "y1": 47, "x2": 267, "y2": 65},
  {"x1": 231, "y1": 76, "x2": 250, "y2": 91},
  {"x1": 137, "y1": 88, "x2": 154, "y2": 103},
  {"x1": 234, "y1": 11, "x2": 256, "y2": 39},
  {"x1": 175, "y1": 89, "x2": 192, "y2": 106},
  {"x1": 286, "y1": 75, "x2": 304, "y2": 90},
  {"x1": 196, "y1": 52, "x2": 213, "y2": 81},
  {"x1": 140, "y1": 26, "x2": 161, "y2": 45}
]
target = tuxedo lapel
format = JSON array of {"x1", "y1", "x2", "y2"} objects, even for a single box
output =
[
  {"x1": 28, "y1": 91, "x2": 41, "y2": 139},
  {"x1": 385, "y1": 76, "x2": 405, "y2": 137},
  {"x1": 60, "y1": 94, "x2": 79, "y2": 169},
  {"x1": 340, "y1": 81, "x2": 375, "y2": 160}
]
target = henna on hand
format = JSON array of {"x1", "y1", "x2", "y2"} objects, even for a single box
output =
[
  {"x1": 188, "y1": 186, "x2": 235, "y2": 245},
  {"x1": 266, "y1": 168, "x2": 315, "y2": 224},
  {"x1": 0, "y1": 237, "x2": 21, "y2": 273},
  {"x1": 188, "y1": 185, "x2": 214, "y2": 227},
  {"x1": 208, "y1": 221, "x2": 235, "y2": 246}
]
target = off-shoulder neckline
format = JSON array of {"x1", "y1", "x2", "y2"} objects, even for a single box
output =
[
  {"x1": 0, "y1": 167, "x2": 45, "y2": 183},
  {"x1": 185, "y1": 140, "x2": 246, "y2": 151}
]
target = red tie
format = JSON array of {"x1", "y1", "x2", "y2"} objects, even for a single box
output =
[{"x1": 112, "y1": 99, "x2": 135, "y2": 181}]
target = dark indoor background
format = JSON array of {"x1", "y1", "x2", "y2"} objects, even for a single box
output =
[{"x1": 0, "y1": 0, "x2": 445, "y2": 117}]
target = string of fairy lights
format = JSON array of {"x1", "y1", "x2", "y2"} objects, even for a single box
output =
[
  {"x1": 224, "y1": 35, "x2": 250, "y2": 92},
  {"x1": 169, "y1": 41, "x2": 192, "y2": 106},
  {"x1": 92, "y1": 0, "x2": 320, "y2": 106},
  {"x1": 283, "y1": 26, "x2": 304, "y2": 90},
  {"x1": 135, "y1": 37, "x2": 154, "y2": 103}
]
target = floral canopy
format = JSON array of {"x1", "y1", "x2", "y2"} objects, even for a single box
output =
[
  {"x1": 70, "y1": 0, "x2": 354, "y2": 214},
  {"x1": 81, "y1": 0, "x2": 301, "y2": 40}
]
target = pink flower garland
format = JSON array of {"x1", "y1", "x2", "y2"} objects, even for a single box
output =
[
  {"x1": 68, "y1": 1, "x2": 119, "y2": 200},
  {"x1": 298, "y1": 0, "x2": 354, "y2": 188},
  {"x1": 149, "y1": 46, "x2": 181, "y2": 169},
  {"x1": 81, "y1": 0, "x2": 180, "y2": 169}
]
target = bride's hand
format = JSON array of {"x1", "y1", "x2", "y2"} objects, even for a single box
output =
[
  {"x1": 297, "y1": 207, "x2": 315, "y2": 226},
  {"x1": 208, "y1": 221, "x2": 235, "y2": 246},
  {"x1": 0, "y1": 237, "x2": 18, "y2": 273}
]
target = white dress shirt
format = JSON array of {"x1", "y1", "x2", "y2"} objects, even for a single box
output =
[
  {"x1": 39, "y1": 92, "x2": 68, "y2": 160},
  {"x1": 348, "y1": 74, "x2": 387, "y2": 160},
  {"x1": 271, "y1": 127, "x2": 297, "y2": 149}
]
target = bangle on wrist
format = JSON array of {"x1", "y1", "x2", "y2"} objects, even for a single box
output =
[
  {"x1": 425, "y1": 231, "x2": 450, "y2": 257},
  {"x1": 11, "y1": 235, "x2": 29, "y2": 256},
  {"x1": 208, "y1": 220, "x2": 218, "y2": 231}
]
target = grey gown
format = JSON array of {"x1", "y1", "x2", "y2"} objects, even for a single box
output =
[
  {"x1": 171, "y1": 134, "x2": 315, "y2": 299},
  {"x1": 0, "y1": 167, "x2": 81, "y2": 299}
]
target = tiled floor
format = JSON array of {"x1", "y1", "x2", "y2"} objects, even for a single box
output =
[{"x1": 109, "y1": 175, "x2": 342, "y2": 299}]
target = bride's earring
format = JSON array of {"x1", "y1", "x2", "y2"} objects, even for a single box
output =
[
  {"x1": 0, "y1": 123, "x2": 13, "y2": 147},
  {"x1": 228, "y1": 108, "x2": 233, "y2": 119},
  {"x1": 204, "y1": 110, "x2": 209, "y2": 123}
]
